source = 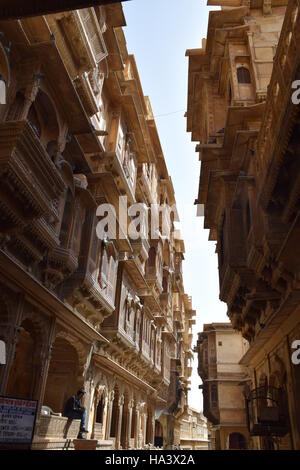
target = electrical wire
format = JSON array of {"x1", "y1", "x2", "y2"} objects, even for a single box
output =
[{"x1": 154, "y1": 108, "x2": 186, "y2": 118}]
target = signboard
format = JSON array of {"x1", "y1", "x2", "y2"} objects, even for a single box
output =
[{"x1": 0, "y1": 396, "x2": 38, "y2": 448}]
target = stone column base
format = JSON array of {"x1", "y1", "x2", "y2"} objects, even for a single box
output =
[{"x1": 73, "y1": 439, "x2": 98, "y2": 451}]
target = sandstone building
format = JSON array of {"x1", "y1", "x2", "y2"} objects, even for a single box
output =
[
  {"x1": 187, "y1": 0, "x2": 300, "y2": 450},
  {"x1": 179, "y1": 407, "x2": 209, "y2": 450},
  {"x1": 195, "y1": 323, "x2": 249, "y2": 450},
  {"x1": 0, "y1": 2, "x2": 195, "y2": 450}
]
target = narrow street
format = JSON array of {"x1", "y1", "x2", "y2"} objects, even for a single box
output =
[{"x1": 0, "y1": 0, "x2": 299, "y2": 455}]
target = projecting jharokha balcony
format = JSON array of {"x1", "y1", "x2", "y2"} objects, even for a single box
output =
[
  {"x1": 0, "y1": 120, "x2": 65, "y2": 234},
  {"x1": 245, "y1": 386, "x2": 289, "y2": 437}
]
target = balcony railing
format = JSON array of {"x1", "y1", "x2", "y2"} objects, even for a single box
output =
[{"x1": 245, "y1": 386, "x2": 289, "y2": 437}]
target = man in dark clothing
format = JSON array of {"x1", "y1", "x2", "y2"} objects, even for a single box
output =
[{"x1": 63, "y1": 388, "x2": 88, "y2": 439}]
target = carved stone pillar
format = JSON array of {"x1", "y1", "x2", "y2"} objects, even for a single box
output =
[
  {"x1": 134, "y1": 405, "x2": 141, "y2": 449},
  {"x1": 146, "y1": 406, "x2": 155, "y2": 446},
  {"x1": 35, "y1": 318, "x2": 56, "y2": 418},
  {"x1": 115, "y1": 395, "x2": 124, "y2": 450},
  {"x1": 105, "y1": 391, "x2": 114, "y2": 440},
  {"x1": 127, "y1": 399, "x2": 134, "y2": 449},
  {"x1": 135, "y1": 403, "x2": 145, "y2": 449},
  {"x1": 0, "y1": 295, "x2": 24, "y2": 395},
  {"x1": 151, "y1": 414, "x2": 155, "y2": 445},
  {"x1": 142, "y1": 412, "x2": 147, "y2": 448},
  {"x1": 91, "y1": 386, "x2": 105, "y2": 440},
  {"x1": 101, "y1": 395, "x2": 108, "y2": 440}
]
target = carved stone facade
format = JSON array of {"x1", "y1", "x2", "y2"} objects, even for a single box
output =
[
  {"x1": 187, "y1": 0, "x2": 300, "y2": 450},
  {"x1": 0, "y1": 2, "x2": 194, "y2": 450},
  {"x1": 195, "y1": 323, "x2": 250, "y2": 450},
  {"x1": 179, "y1": 408, "x2": 209, "y2": 451}
]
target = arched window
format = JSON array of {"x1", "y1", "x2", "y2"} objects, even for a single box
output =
[{"x1": 237, "y1": 66, "x2": 251, "y2": 84}]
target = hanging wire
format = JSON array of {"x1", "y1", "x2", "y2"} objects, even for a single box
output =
[{"x1": 154, "y1": 108, "x2": 186, "y2": 118}]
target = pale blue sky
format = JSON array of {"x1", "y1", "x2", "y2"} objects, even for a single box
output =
[{"x1": 123, "y1": 0, "x2": 227, "y2": 411}]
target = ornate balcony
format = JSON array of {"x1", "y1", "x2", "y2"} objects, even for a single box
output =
[
  {"x1": 0, "y1": 120, "x2": 65, "y2": 235},
  {"x1": 256, "y1": 0, "x2": 300, "y2": 209},
  {"x1": 100, "y1": 149, "x2": 137, "y2": 204},
  {"x1": 54, "y1": 8, "x2": 107, "y2": 77},
  {"x1": 245, "y1": 386, "x2": 289, "y2": 437}
]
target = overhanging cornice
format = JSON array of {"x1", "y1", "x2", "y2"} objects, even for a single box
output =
[{"x1": 0, "y1": 0, "x2": 130, "y2": 20}]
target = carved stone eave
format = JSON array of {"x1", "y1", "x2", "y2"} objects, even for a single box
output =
[
  {"x1": 119, "y1": 256, "x2": 148, "y2": 291},
  {"x1": 211, "y1": 24, "x2": 250, "y2": 77},
  {"x1": 131, "y1": 237, "x2": 150, "y2": 265},
  {"x1": 74, "y1": 73, "x2": 99, "y2": 117},
  {"x1": 58, "y1": 11, "x2": 97, "y2": 74},
  {"x1": 240, "y1": 290, "x2": 300, "y2": 365},
  {"x1": 44, "y1": 247, "x2": 79, "y2": 288},
  {"x1": 197, "y1": 151, "x2": 230, "y2": 210},
  {"x1": 93, "y1": 351, "x2": 158, "y2": 395},
  {"x1": 205, "y1": 6, "x2": 248, "y2": 54},
  {"x1": 82, "y1": 273, "x2": 115, "y2": 312},
  {"x1": 140, "y1": 289, "x2": 163, "y2": 318},
  {"x1": 119, "y1": 84, "x2": 151, "y2": 164},
  {"x1": 67, "y1": 284, "x2": 113, "y2": 330},
  {"x1": 223, "y1": 103, "x2": 264, "y2": 151},
  {"x1": 186, "y1": 55, "x2": 210, "y2": 138},
  {"x1": 101, "y1": 150, "x2": 137, "y2": 204}
]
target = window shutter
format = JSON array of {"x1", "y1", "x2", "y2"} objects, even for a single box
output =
[{"x1": 78, "y1": 9, "x2": 107, "y2": 64}]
